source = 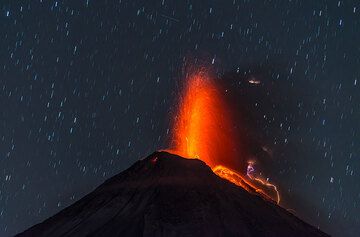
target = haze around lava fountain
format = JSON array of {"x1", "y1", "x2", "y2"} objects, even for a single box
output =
[{"x1": 166, "y1": 69, "x2": 280, "y2": 204}]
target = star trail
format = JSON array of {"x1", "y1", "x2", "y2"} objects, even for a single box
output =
[{"x1": 0, "y1": 1, "x2": 359, "y2": 236}]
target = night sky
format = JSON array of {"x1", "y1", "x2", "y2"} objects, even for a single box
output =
[{"x1": 1, "y1": 1, "x2": 359, "y2": 236}]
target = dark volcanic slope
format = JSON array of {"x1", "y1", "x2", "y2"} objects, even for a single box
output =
[{"x1": 17, "y1": 152, "x2": 329, "y2": 237}]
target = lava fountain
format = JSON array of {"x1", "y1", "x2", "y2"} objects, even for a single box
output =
[
  {"x1": 168, "y1": 71, "x2": 243, "y2": 169},
  {"x1": 166, "y1": 69, "x2": 280, "y2": 204}
]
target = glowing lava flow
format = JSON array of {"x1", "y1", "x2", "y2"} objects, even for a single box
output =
[
  {"x1": 213, "y1": 165, "x2": 277, "y2": 203},
  {"x1": 246, "y1": 161, "x2": 280, "y2": 204},
  {"x1": 166, "y1": 70, "x2": 280, "y2": 204}
]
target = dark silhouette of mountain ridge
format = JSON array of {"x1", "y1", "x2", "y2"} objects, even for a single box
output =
[{"x1": 17, "y1": 151, "x2": 329, "y2": 237}]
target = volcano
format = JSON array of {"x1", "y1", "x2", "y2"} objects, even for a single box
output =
[{"x1": 17, "y1": 152, "x2": 328, "y2": 237}]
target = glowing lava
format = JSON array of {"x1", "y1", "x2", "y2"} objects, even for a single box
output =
[
  {"x1": 167, "y1": 71, "x2": 242, "y2": 169},
  {"x1": 246, "y1": 161, "x2": 280, "y2": 204},
  {"x1": 166, "y1": 69, "x2": 280, "y2": 204},
  {"x1": 213, "y1": 165, "x2": 277, "y2": 203}
]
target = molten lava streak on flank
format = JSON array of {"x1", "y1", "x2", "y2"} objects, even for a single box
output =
[
  {"x1": 213, "y1": 165, "x2": 278, "y2": 203},
  {"x1": 166, "y1": 69, "x2": 280, "y2": 204}
]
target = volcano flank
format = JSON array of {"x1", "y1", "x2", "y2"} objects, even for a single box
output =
[{"x1": 17, "y1": 151, "x2": 328, "y2": 237}]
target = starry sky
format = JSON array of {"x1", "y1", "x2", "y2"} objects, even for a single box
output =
[{"x1": 0, "y1": 1, "x2": 359, "y2": 236}]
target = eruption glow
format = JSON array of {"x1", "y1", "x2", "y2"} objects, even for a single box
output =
[
  {"x1": 167, "y1": 71, "x2": 241, "y2": 168},
  {"x1": 167, "y1": 70, "x2": 280, "y2": 204}
]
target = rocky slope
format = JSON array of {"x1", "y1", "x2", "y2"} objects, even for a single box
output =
[{"x1": 17, "y1": 151, "x2": 329, "y2": 237}]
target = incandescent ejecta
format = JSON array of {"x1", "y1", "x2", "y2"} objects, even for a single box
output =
[{"x1": 166, "y1": 69, "x2": 280, "y2": 204}]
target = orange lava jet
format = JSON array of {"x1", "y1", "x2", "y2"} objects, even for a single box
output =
[
  {"x1": 167, "y1": 71, "x2": 242, "y2": 169},
  {"x1": 166, "y1": 69, "x2": 280, "y2": 204}
]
